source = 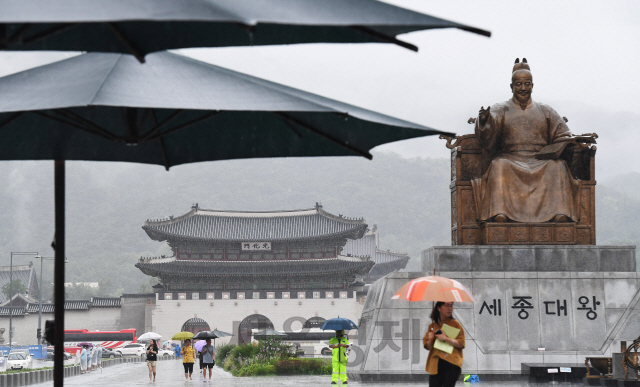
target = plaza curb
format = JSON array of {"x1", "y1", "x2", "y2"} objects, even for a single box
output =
[{"x1": 1, "y1": 355, "x2": 176, "y2": 386}]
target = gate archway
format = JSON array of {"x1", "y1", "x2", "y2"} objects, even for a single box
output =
[
  {"x1": 181, "y1": 317, "x2": 211, "y2": 336},
  {"x1": 238, "y1": 314, "x2": 273, "y2": 344},
  {"x1": 303, "y1": 316, "x2": 326, "y2": 329}
]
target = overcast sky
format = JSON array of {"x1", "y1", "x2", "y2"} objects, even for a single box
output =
[{"x1": 0, "y1": 1, "x2": 638, "y2": 178}]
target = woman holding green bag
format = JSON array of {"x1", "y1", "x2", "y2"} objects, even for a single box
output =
[{"x1": 423, "y1": 302, "x2": 465, "y2": 387}]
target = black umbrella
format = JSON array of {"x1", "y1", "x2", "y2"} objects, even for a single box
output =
[
  {"x1": 0, "y1": 52, "x2": 452, "y2": 386},
  {"x1": 193, "y1": 329, "x2": 233, "y2": 347},
  {"x1": 0, "y1": 51, "x2": 451, "y2": 166},
  {"x1": 193, "y1": 331, "x2": 219, "y2": 340},
  {"x1": 0, "y1": 0, "x2": 490, "y2": 61}
]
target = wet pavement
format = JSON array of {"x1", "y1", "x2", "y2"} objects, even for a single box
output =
[{"x1": 27, "y1": 359, "x2": 585, "y2": 386}]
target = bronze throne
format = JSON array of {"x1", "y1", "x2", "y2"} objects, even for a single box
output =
[{"x1": 442, "y1": 133, "x2": 597, "y2": 245}]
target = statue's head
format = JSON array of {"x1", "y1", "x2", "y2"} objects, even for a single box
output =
[{"x1": 510, "y1": 58, "x2": 533, "y2": 104}]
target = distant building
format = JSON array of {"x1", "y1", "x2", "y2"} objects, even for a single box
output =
[
  {"x1": 136, "y1": 203, "x2": 375, "y2": 343},
  {"x1": 64, "y1": 282, "x2": 100, "y2": 288},
  {"x1": 342, "y1": 226, "x2": 410, "y2": 284},
  {"x1": 0, "y1": 295, "x2": 145, "y2": 345},
  {"x1": 0, "y1": 205, "x2": 413, "y2": 348},
  {"x1": 0, "y1": 263, "x2": 39, "y2": 303}
]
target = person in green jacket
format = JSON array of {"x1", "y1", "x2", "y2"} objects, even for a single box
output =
[{"x1": 328, "y1": 330, "x2": 349, "y2": 384}]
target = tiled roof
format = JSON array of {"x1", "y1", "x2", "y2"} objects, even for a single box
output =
[
  {"x1": 342, "y1": 231, "x2": 409, "y2": 264},
  {"x1": 0, "y1": 307, "x2": 26, "y2": 316},
  {"x1": 342, "y1": 233, "x2": 377, "y2": 258},
  {"x1": 0, "y1": 293, "x2": 38, "y2": 307},
  {"x1": 368, "y1": 257, "x2": 410, "y2": 277},
  {"x1": 143, "y1": 204, "x2": 367, "y2": 243},
  {"x1": 122, "y1": 293, "x2": 155, "y2": 298},
  {"x1": 136, "y1": 256, "x2": 374, "y2": 277},
  {"x1": 26, "y1": 303, "x2": 53, "y2": 313},
  {"x1": 91, "y1": 297, "x2": 121, "y2": 307},
  {"x1": 0, "y1": 264, "x2": 39, "y2": 303},
  {"x1": 375, "y1": 250, "x2": 410, "y2": 264},
  {"x1": 63, "y1": 300, "x2": 91, "y2": 310},
  {"x1": 6, "y1": 298, "x2": 123, "y2": 315}
]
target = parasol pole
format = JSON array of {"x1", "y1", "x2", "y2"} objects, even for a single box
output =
[{"x1": 53, "y1": 160, "x2": 66, "y2": 387}]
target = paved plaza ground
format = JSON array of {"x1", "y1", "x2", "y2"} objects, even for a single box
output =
[{"x1": 25, "y1": 358, "x2": 588, "y2": 386}]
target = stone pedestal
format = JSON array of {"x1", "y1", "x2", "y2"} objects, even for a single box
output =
[{"x1": 348, "y1": 245, "x2": 639, "y2": 382}]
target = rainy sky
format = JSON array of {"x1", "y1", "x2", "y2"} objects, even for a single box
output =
[{"x1": 0, "y1": 0, "x2": 639, "y2": 178}]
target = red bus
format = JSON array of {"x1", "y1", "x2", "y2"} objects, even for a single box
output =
[{"x1": 63, "y1": 329, "x2": 137, "y2": 353}]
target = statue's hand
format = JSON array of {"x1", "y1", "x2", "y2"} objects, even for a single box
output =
[{"x1": 478, "y1": 105, "x2": 491, "y2": 126}]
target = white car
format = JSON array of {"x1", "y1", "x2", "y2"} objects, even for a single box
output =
[
  {"x1": 116, "y1": 343, "x2": 146, "y2": 357},
  {"x1": 7, "y1": 353, "x2": 32, "y2": 370},
  {"x1": 157, "y1": 349, "x2": 174, "y2": 358}
]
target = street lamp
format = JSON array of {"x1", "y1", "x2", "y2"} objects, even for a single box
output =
[
  {"x1": 9, "y1": 252, "x2": 38, "y2": 349},
  {"x1": 34, "y1": 256, "x2": 68, "y2": 345}
]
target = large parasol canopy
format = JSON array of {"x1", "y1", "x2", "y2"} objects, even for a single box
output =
[
  {"x1": 0, "y1": 0, "x2": 490, "y2": 61},
  {"x1": 0, "y1": 51, "x2": 452, "y2": 167}
]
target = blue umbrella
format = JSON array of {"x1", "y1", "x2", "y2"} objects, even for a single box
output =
[{"x1": 321, "y1": 317, "x2": 358, "y2": 331}]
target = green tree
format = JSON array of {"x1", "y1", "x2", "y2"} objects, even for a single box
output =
[{"x1": 1, "y1": 279, "x2": 27, "y2": 300}]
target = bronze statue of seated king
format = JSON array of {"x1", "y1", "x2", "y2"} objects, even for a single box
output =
[{"x1": 442, "y1": 58, "x2": 597, "y2": 245}]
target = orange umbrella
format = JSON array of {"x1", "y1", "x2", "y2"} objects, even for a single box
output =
[{"x1": 391, "y1": 275, "x2": 475, "y2": 302}]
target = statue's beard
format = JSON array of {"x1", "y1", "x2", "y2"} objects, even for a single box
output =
[{"x1": 514, "y1": 91, "x2": 531, "y2": 109}]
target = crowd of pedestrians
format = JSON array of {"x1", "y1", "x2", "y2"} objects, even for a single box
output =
[
  {"x1": 77, "y1": 344, "x2": 102, "y2": 374},
  {"x1": 70, "y1": 337, "x2": 216, "y2": 383}
]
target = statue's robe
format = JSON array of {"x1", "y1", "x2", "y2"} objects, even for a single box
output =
[{"x1": 471, "y1": 98, "x2": 581, "y2": 223}]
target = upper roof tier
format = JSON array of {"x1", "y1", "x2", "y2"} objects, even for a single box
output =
[{"x1": 143, "y1": 203, "x2": 367, "y2": 243}]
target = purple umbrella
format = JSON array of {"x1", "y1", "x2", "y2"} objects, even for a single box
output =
[{"x1": 194, "y1": 340, "x2": 206, "y2": 352}]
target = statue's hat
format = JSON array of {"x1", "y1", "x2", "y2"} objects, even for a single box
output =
[{"x1": 512, "y1": 58, "x2": 530, "y2": 73}]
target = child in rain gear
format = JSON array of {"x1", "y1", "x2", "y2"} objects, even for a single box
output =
[{"x1": 328, "y1": 330, "x2": 349, "y2": 385}]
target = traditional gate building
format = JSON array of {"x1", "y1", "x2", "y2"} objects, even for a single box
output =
[{"x1": 135, "y1": 204, "x2": 377, "y2": 343}]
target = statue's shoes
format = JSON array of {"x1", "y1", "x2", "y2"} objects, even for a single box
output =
[
  {"x1": 552, "y1": 214, "x2": 569, "y2": 223},
  {"x1": 494, "y1": 214, "x2": 508, "y2": 223}
]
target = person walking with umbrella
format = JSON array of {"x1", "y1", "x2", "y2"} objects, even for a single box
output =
[
  {"x1": 328, "y1": 330, "x2": 350, "y2": 385},
  {"x1": 146, "y1": 339, "x2": 159, "y2": 383},
  {"x1": 180, "y1": 339, "x2": 196, "y2": 381},
  {"x1": 392, "y1": 275, "x2": 473, "y2": 387},
  {"x1": 423, "y1": 302, "x2": 465, "y2": 387},
  {"x1": 200, "y1": 338, "x2": 215, "y2": 382}
]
